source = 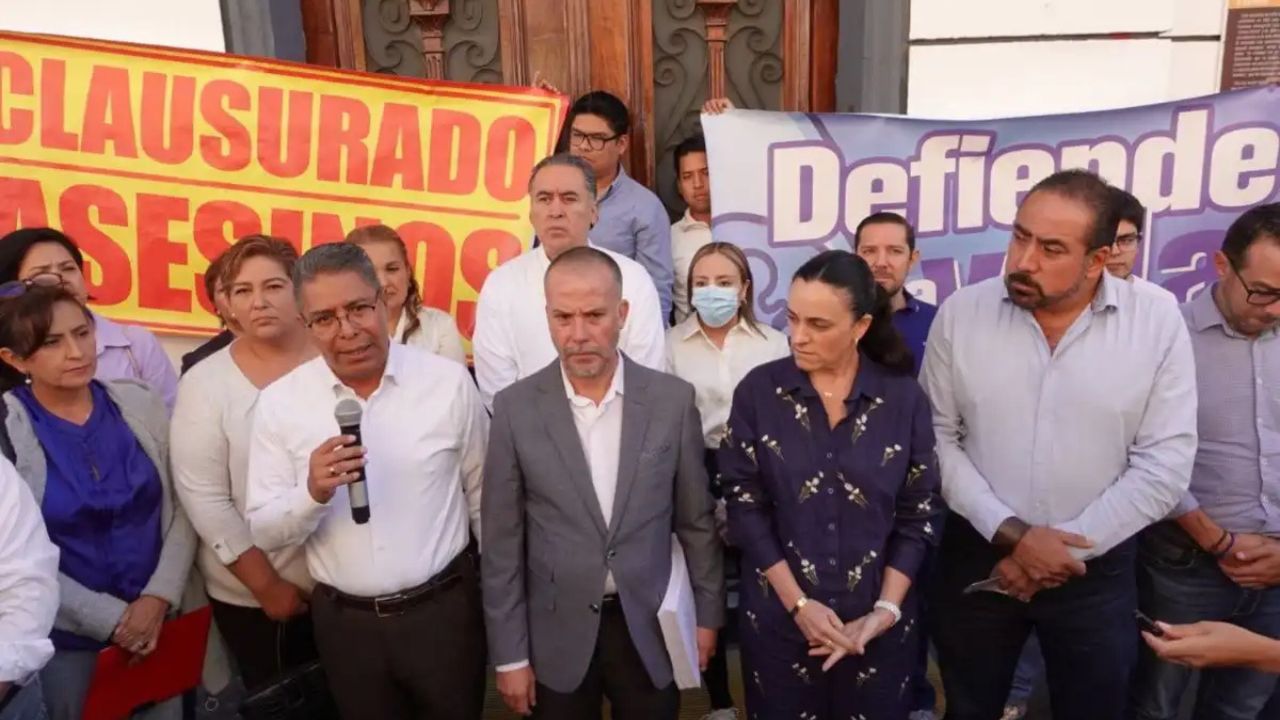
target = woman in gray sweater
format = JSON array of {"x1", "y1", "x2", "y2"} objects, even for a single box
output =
[{"x1": 0, "y1": 282, "x2": 195, "y2": 720}]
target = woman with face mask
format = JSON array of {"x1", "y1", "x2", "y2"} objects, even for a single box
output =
[
  {"x1": 0, "y1": 283, "x2": 195, "y2": 720},
  {"x1": 344, "y1": 225, "x2": 467, "y2": 365},
  {"x1": 665, "y1": 241, "x2": 789, "y2": 720}
]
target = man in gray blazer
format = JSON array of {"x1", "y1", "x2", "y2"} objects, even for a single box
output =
[{"x1": 482, "y1": 240, "x2": 724, "y2": 719}]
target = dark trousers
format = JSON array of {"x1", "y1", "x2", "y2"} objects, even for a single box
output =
[
  {"x1": 533, "y1": 598, "x2": 679, "y2": 720},
  {"x1": 909, "y1": 546, "x2": 940, "y2": 713},
  {"x1": 929, "y1": 515, "x2": 1138, "y2": 720},
  {"x1": 208, "y1": 598, "x2": 320, "y2": 693},
  {"x1": 1130, "y1": 523, "x2": 1280, "y2": 720},
  {"x1": 703, "y1": 448, "x2": 735, "y2": 711},
  {"x1": 311, "y1": 555, "x2": 486, "y2": 720}
]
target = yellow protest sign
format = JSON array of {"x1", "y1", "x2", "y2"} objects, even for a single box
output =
[{"x1": 0, "y1": 31, "x2": 566, "y2": 338}]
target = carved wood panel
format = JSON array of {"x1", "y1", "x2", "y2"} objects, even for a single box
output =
[
  {"x1": 443, "y1": 0, "x2": 503, "y2": 83},
  {"x1": 652, "y1": 0, "x2": 709, "y2": 214},
  {"x1": 310, "y1": 0, "x2": 830, "y2": 196},
  {"x1": 361, "y1": 0, "x2": 502, "y2": 83}
]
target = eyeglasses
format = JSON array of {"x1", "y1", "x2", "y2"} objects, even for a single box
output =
[
  {"x1": 0, "y1": 273, "x2": 65, "y2": 299},
  {"x1": 569, "y1": 129, "x2": 621, "y2": 152},
  {"x1": 1113, "y1": 232, "x2": 1143, "y2": 250},
  {"x1": 1229, "y1": 261, "x2": 1280, "y2": 306},
  {"x1": 305, "y1": 297, "x2": 380, "y2": 336}
]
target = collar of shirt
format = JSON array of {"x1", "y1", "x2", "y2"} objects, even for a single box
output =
[
  {"x1": 597, "y1": 163, "x2": 627, "y2": 205},
  {"x1": 316, "y1": 344, "x2": 403, "y2": 398},
  {"x1": 898, "y1": 289, "x2": 923, "y2": 314},
  {"x1": 390, "y1": 308, "x2": 409, "y2": 343},
  {"x1": 999, "y1": 270, "x2": 1122, "y2": 315},
  {"x1": 675, "y1": 208, "x2": 710, "y2": 233},
  {"x1": 1185, "y1": 282, "x2": 1276, "y2": 340},
  {"x1": 675, "y1": 314, "x2": 760, "y2": 345},
  {"x1": 560, "y1": 352, "x2": 626, "y2": 408},
  {"x1": 776, "y1": 353, "x2": 887, "y2": 407},
  {"x1": 93, "y1": 313, "x2": 133, "y2": 354}
]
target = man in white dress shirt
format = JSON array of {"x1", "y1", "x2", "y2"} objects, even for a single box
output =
[
  {"x1": 0, "y1": 460, "x2": 58, "y2": 720},
  {"x1": 472, "y1": 153, "x2": 668, "y2": 411},
  {"x1": 670, "y1": 135, "x2": 713, "y2": 324},
  {"x1": 246, "y1": 243, "x2": 489, "y2": 720},
  {"x1": 482, "y1": 247, "x2": 723, "y2": 719}
]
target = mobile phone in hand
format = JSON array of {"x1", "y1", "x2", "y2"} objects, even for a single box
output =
[{"x1": 1135, "y1": 610, "x2": 1165, "y2": 637}]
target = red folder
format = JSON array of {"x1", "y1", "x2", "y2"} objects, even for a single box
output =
[{"x1": 81, "y1": 606, "x2": 212, "y2": 720}]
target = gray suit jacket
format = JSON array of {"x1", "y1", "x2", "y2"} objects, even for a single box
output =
[{"x1": 482, "y1": 356, "x2": 724, "y2": 693}]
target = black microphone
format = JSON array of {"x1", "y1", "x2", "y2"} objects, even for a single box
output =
[{"x1": 333, "y1": 399, "x2": 369, "y2": 524}]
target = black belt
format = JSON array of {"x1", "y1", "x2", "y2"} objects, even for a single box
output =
[{"x1": 320, "y1": 551, "x2": 470, "y2": 618}]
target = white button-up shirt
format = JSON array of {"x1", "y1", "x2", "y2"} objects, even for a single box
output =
[
  {"x1": 472, "y1": 245, "x2": 667, "y2": 411},
  {"x1": 670, "y1": 210, "x2": 713, "y2": 324},
  {"x1": 246, "y1": 345, "x2": 488, "y2": 597},
  {"x1": 666, "y1": 315, "x2": 790, "y2": 447},
  {"x1": 922, "y1": 273, "x2": 1197, "y2": 559},
  {"x1": 0, "y1": 460, "x2": 58, "y2": 684},
  {"x1": 561, "y1": 359, "x2": 626, "y2": 595}
]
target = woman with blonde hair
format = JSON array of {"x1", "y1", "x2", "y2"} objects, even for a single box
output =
[
  {"x1": 345, "y1": 225, "x2": 467, "y2": 364},
  {"x1": 665, "y1": 241, "x2": 789, "y2": 719}
]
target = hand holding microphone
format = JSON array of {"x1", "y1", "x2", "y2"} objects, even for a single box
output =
[{"x1": 305, "y1": 399, "x2": 369, "y2": 524}]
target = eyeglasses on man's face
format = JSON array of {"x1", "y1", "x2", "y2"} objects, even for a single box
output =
[
  {"x1": 1229, "y1": 261, "x2": 1280, "y2": 307},
  {"x1": 305, "y1": 297, "x2": 380, "y2": 336},
  {"x1": 569, "y1": 129, "x2": 621, "y2": 152},
  {"x1": 1113, "y1": 232, "x2": 1143, "y2": 250}
]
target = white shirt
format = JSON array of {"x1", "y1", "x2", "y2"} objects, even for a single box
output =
[
  {"x1": 671, "y1": 210, "x2": 714, "y2": 324},
  {"x1": 472, "y1": 245, "x2": 667, "y2": 411},
  {"x1": 393, "y1": 307, "x2": 468, "y2": 366},
  {"x1": 1129, "y1": 274, "x2": 1178, "y2": 304},
  {"x1": 921, "y1": 274, "x2": 1197, "y2": 559},
  {"x1": 246, "y1": 345, "x2": 489, "y2": 597},
  {"x1": 498, "y1": 360, "x2": 627, "y2": 674},
  {"x1": 0, "y1": 460, "x2": 58, "y2": 684},
  {"x1": 666, "y1": 315, "x2": 790, "y2": 447},
  {"x1": 171, "y1": 347, "x2": 313, "y2": 607}
]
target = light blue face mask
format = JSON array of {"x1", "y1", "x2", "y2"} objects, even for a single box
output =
[{"x1": 691, "y1": 285, "x2": 741, "y2": 328}]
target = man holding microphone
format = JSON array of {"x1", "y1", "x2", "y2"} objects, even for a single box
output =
[{"x1": 246, "y1": 243, "x2": 490, "y2": 720}]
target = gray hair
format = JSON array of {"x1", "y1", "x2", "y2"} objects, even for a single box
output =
[
  {"x1": 292, "y1": 242, "x2": 381, "y2": 304},
  {"x1": 528, "y1": 153, "x2": 597, "y2": 201}
]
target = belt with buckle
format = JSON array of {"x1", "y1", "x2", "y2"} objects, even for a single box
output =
[{"x1": 324, "y1": 551, "x2": 470, "y2": 618}]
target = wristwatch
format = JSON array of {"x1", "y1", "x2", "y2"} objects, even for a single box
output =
[{"x1": 790, "y1": 596, "x2": 809, "y2": 617}]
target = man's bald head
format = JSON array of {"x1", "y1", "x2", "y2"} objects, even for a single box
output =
[
  {"x1": 544, "y1": 247, "x2": 628, "y2": 379},
  {"x1": 545, "y1": 246, "x2": 623, "y2": 299}
]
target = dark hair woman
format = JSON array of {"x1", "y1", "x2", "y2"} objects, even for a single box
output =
[
  {"x1": 719, "y1": 249, "x2": 942, "y2": 718},
  {"x1": 0, "y1": 228, "x2": 179, "y2": 410},
  {"x1": 0, "y1": 283, "x2": 195, "y2": 720}
]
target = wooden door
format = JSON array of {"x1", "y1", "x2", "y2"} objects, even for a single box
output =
[{"x1": 300, "y1": 0, "x2": 838, "y2": 209}]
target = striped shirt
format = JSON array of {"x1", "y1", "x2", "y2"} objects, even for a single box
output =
[{"x1": 1177, "y1": 285, "x2": 1280, "y2": 535}]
